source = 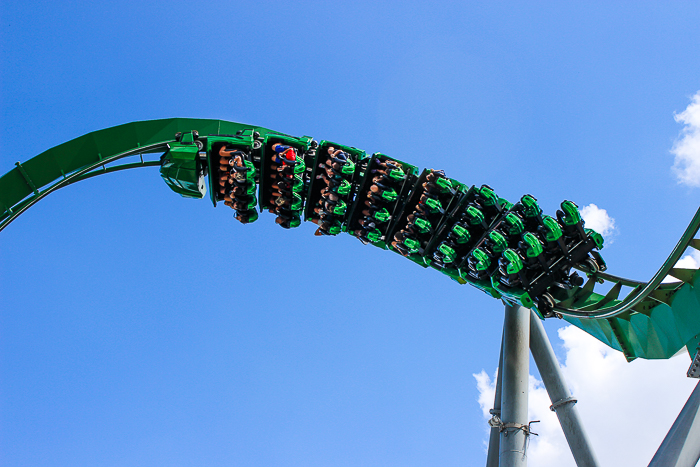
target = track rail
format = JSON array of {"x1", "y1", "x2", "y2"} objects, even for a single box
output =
[
  {"x1": 1, "y1": 146, "x2": 166, "y2": 232},
  {"x1": 1, "y1": 118, "x2": 698, "y2": 362},
  {"x1": 0, "y1": 118, "x2": 285, "y2": 231},
  {"x1": 560, "y1": 210, "x2": 700, "y2": 361},
  {"x1": 560, "y1": 211, "x2": 700, "y2": 319}
]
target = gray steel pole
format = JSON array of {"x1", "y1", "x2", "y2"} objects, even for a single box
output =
[
  {"x1": 486, "y1": 332, "x2": 505, "y2": 467},
  {"x1": 499, "y1": 304, "x2": 531, "y2": 467},
  {"x1": 648, "y1": 380, "x2": 700, "y2": 467},
  {"x1": 529, "y1": 311, "x2": 600, "y2": 467}
]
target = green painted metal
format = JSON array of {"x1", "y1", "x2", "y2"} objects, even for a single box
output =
[
  {"x1": 1, "y1": 118, "x2": 698, "y2": 362},
  {"x1": 557, "y1": 207, "x2": 700, "y2": 361},
  {"x1": 345, "y1": 152, "x2": 420, "y2": 252},
  {"x1": 206, "y1": 131, "x2": 260, "y2": 207},
  {"x1": 304, "y1": 141, "x2": 366, "y2": 224},
  {"x1": 259, "y1": 133, "x2": 313, "y2": 217},
  {"x1": 160, "y1": 131, "x2": 206, "y2": 198},
  {"x1": 0, "y1": 118, "x2": 282, "y2": 230}
]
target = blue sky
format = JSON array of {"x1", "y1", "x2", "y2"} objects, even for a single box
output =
[{"x1": 1, "y1": 1, "x2": 699, "y2": 466}]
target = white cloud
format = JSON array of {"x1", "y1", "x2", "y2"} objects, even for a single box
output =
[
  {"x1": 475, "y1": 325, "x2": 697, "y2": 467},
  {"x1": 674, "y1": 249, "x2": 700, "y2": 270},
  {"x1": 672, "y1": 91, "x2": 700, "y2": 188},
  {"x1": 580, "y1": 204, "x2": 616, "y2": 242},
  {"x1": 662, "y1": 249, "x2": 700, "y2": 283}
]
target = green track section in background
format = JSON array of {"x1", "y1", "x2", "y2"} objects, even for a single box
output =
[
  {"x1": 0, "y1": 119, "x2": 283, "y2": 222},
  {"x1": 1, "y1": 118, "x2": 699, "y2": 363}
]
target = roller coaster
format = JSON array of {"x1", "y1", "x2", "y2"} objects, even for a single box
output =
[
  {"x1": 2, "y1": 118, "x2": 699, "y2": 363},
  {"x1": 2, "y1": 118, "x2": 700, "y2": 466}
]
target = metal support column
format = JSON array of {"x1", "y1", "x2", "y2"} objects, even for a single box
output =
[
  {"x1": 648, "y1": 380, "x2": 700, "y2": 467},
  {"x1": 486, "y1": 332, "x2": 505, "y2": 467},
  {"x1": 499, "y1": 304, "x2": 531, "y2": 467},
  {"x1": 529, "y1": 311, "x2": 600, "y2": 467}
]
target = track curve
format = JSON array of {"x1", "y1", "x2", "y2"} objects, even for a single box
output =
[{"x1": 1, "y1": 118, "x2": 698, "y2": 362}]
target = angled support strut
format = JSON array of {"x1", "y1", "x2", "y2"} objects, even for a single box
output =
[
  {"x1": 529, "y1": 311, "x2": 600, "y2": 467},
  {"x1": 648, "y1": 380, "x2": 700, "y2": 467}
]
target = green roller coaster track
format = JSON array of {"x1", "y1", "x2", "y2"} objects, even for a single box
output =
[{"x1": 1, "y1": 118, "x2": 699, "y2": 365}]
